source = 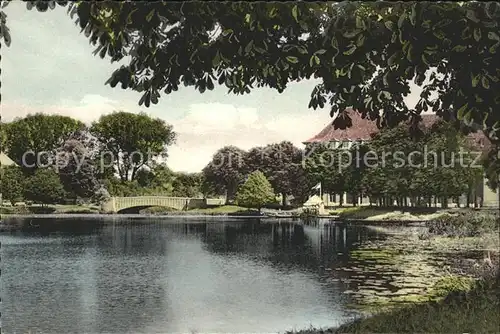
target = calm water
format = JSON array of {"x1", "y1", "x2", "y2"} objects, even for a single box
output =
[{"x1": 1, "y1": 217, "x2": 384, "y2": 333}]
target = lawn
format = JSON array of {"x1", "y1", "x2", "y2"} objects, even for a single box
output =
[
  {"x1": 0, "y1": 204, "x2": 100, "y2": 214},
  {"x1": 330, "y1": 206, "x2": 451, "y2": 221},
  {"x1": 188, "y1": 205, "x2": 257, "y2": 214},
  {"x1": 287, "y1": 274, "x2": 499, "y2": 334}
]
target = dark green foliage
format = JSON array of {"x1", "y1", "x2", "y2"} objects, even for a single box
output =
[
  {"x1": 90, "y1": 111, "x2": 176, "y2": 181},
  {"x1": 0, "y1": 165, "x2": 24, "y2": 204},
  {"x1": 236, "y1": 171, "x2": 275, "y2": 212},
  {"x1": 103, "y1": 178, "x2": 141, "y2": 197},
  {"x1": 305, "y1": 120, "x2": 483, "y2": 207},
  {"x1": 3, "y1": 114, "x2": 85, "y2": 173},
  {"x1": 244, "y1": 141, "x2": 303, "y2": 205},
  {"x1": 147, "y1": 164, "x2": 175, "y2": 194},
  {"x1": 4, "y1": 2, "x2": 499, "y2": 141},
  {"x1": 172, "y1": 172, "x2": 203, "y2": 198},
  {"x1": 23, "y1": 168, "x2": 65, "y2": 205},
  {"x1": 288, "y1": 161, "x2": 317, "y2": 206},
  {"x1": 57, "y1": 138, "x2": 100, "y2": 200},
  {"x1": 303, "y1": 143, "x2": 348, "y2": 203},
  {"x1": 202, "y1": 146, "x2": 247, "y2": 201}
]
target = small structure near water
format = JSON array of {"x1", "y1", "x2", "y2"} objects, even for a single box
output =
[{"x1": 302, "y1": 195, "x2": 327, "y2": 215}]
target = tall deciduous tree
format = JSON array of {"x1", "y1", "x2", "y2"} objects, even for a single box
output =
[
  {"x1": 245, "y1": 141, "x2": 302, "y2": 206},
  {"x1": 303, "y1": 143, "x2": 351, "y2": 205},
  {"x1": 236, "y1": 170, "x2": 275, "y2": 213},
  {"x1": 3, "y1": 114, "x2": 85, "y2": 174},
  {"x1": 90, "y1": 111, "x2": 176, "y2": 182},
  {"x1": 288, "y1": 161, "x2": 317, "y2": 206},
  {"x1": 202, "y1": 146, "x2": 247, "y2": 202}
]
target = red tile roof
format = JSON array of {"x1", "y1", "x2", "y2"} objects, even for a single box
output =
[
  {"x1": 304, "y1": 109, "x2": 490, "y2": 151},
  {"x1": 304, "y1": 108, "x2": 379, "y2": 142}
]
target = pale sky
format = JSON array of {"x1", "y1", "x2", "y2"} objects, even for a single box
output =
[{"x1": 1, "y1": 2, "x2": 423, "y2": 172}]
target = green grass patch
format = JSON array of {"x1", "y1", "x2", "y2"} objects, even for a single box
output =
[
  {"x1": 0, "y1": 204, "x2": 100, "y2": 215},
  {"x1": 335, "y1": 206, "x2": 444, "y2": 220},
  {"x1": 338, "y1": 207, "x2": 390, "y2": 219},
  {"x1": 287, "y1": 276, "x2": 499, "y2": 333},
  {"x1": 188, "y1": 205, "x2": 253, "y2": 214},
  {"x1": 330, "y1": 206, "x2": 364, "y2": 216}
]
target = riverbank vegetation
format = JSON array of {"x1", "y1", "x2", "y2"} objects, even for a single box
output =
[
  {"x1": 287, "y1": 211, "x2": 499, "y2": 333},
  {"x1": 331, "y1": 206, "x2": 449, "y2": 221},
  {"x1": 140, "y1": 205, "x2": 258, "y2": 216},
  {"x1": 0, "y1": 112, "x2": 495, "y2": 216},
  {"x1": 0, "y1": 204, "x2": 101, "y2": 215},
  {"x1": 288, "y1": 275, "x2": 499, "y2": 333}
]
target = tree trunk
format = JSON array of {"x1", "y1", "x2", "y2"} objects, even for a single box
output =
[
  {"x1": 281, "y1": 193, "x2": 287, "y2": 207},
  {"x1": 442, "y1": 197, "x2": 448, "y2": 209},
  {"x1": 131, "y1": 166, "x2": 139, "y2": 181}
]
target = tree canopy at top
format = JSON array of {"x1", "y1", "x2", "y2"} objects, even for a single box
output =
[{"x1": 2, "y1": 1, "x2": 500, "y2": 143}]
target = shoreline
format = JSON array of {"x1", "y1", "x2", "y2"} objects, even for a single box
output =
[{"x1": 1, "y1": 212, "x2": 430, "y2": 224}]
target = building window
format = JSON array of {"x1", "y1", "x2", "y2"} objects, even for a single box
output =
[{"x1": 329, "y1": 194, "x2": 336, "y2": 202}]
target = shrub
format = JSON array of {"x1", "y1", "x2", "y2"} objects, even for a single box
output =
[
  {"x1": 430, "y1": 275, "x2": 475, "y2": 299},
  {"x1": 235, "y1": 171, "x2": 275, "y2": 212},
  {"x1": 427, "y1": 212, "x2": 498, "y2": 237}
]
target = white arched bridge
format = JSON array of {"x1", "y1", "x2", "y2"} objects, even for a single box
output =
[{"x1": 101, "y1": 196, "x2": 225, "y2": 213}]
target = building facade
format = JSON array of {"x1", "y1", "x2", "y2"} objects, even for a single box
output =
[{"x1": 303, "y1": 109, "x2": 498, "y2": 208}]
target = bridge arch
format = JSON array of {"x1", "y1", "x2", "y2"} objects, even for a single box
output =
[
  {"x1": 101, "y1": 196, "x2": 224, "y2": 213},
  {"x1": 116, "y1": 205, "x2": 180, "y2": 214}
]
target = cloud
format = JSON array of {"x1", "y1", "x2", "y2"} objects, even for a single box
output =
[
  {"x1": 1, "y1": 95, "x2": 126, "y2": 124},
  {"x1": 168, "y1": 103, "x2": 329, "y2": 172}
]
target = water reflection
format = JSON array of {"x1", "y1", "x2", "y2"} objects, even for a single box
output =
[{"x1": 1, "y1": 218, "x2": 381, "y2": 333}]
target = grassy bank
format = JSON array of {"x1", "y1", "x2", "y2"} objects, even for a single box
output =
[
  {"x1": 286, "y1": 211, "x2": 499, "y2": 333},
  {"x1": 139, "y1": 205, "x2": 260, "y2": 215},
  {"x1": 330, "y1": 206, "x2": 457, "y2": 221},
  {"x1": 1, "y1": 204, "x2": 100, "y2": 215},
  {"x1": 0, "y1": 205, "x2": 260, "y2": 216},
  {"x1": 287, "y1": 275, "x2": 499, "y2": 333}
]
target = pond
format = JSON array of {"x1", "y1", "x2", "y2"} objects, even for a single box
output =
[{"x1": 0, "y1": 217, "x2": 461, "y2": 333}]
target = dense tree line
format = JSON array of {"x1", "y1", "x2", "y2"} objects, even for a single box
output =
[
  {"x1": 304, "y1": 120, "x2": 484, "y2": 208},
  {"x1": 0, "y1": 112, "x2": 205, "y2": 206},
  {"x1": 0, "y1": 113, "x2": 487, "y2": 209},
  {"x1": 201, "y1": 141, "x2": 315, "y2": 206}
]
